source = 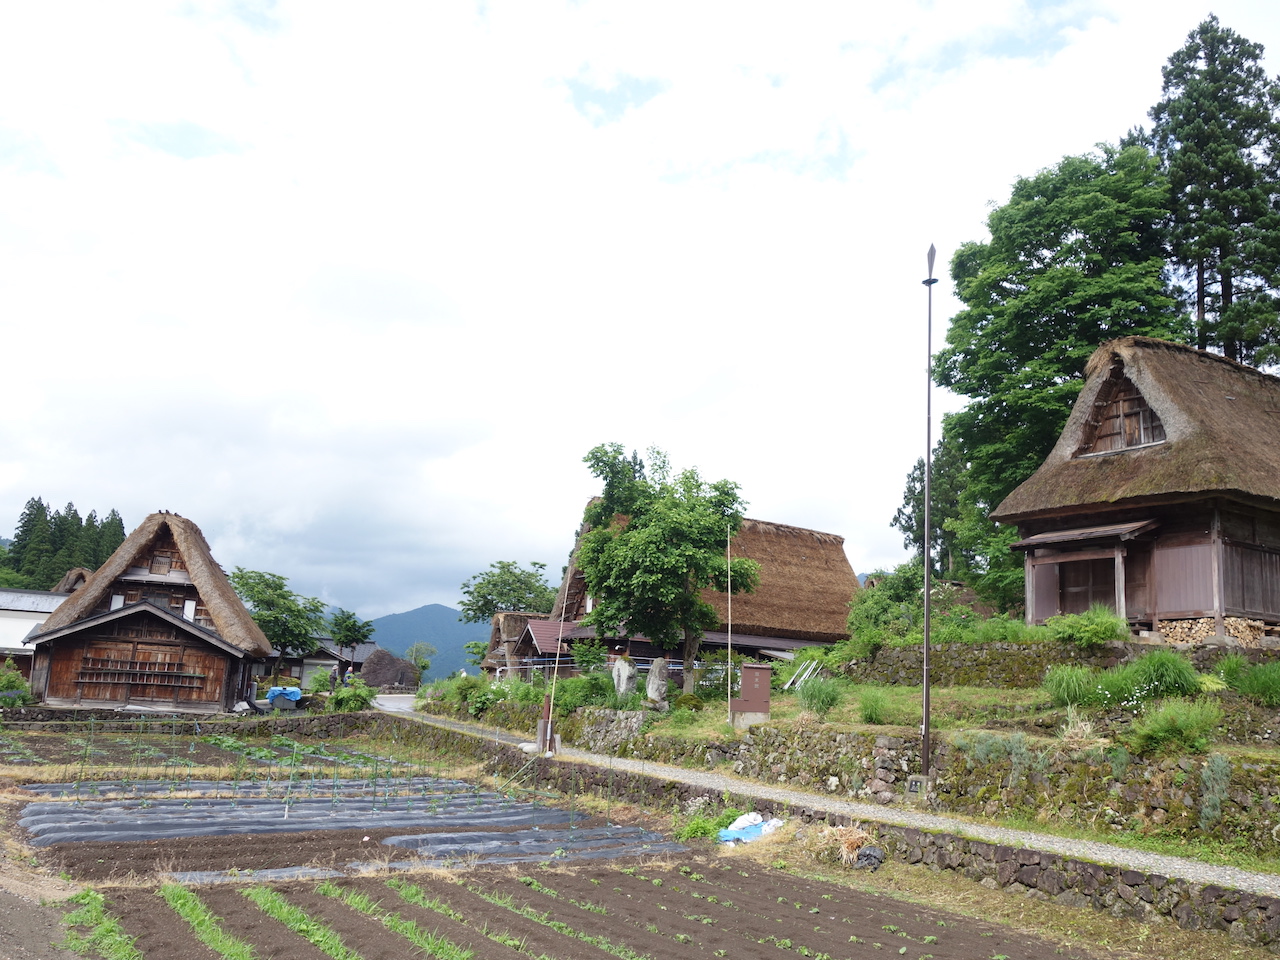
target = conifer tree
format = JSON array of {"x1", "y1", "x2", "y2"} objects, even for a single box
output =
[
  {"x1": 1150, "y1": 15, "x2": 1280, "y2": 363},
  {"x1": 97, "y1": 510, "x2": 126, "y2": 566}
]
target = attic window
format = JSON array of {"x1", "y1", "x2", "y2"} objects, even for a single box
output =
[
  {"x1": 150, "y1": 553, "x2": 172, "y2": 575},
  {"x1": 1076, "y1": 372, "x2": 1166, "y2": 456}
]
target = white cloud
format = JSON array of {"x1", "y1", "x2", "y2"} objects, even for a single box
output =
[{"x1": 2, "y1": 0, "x2": 1279, "y2": 617}]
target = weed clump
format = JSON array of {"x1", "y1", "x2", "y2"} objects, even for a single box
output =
[
  {"x1": 797, "y1": 677, "x2": 843, "y2": 717},
  {"x1": 1045, "y1": 604, "x2": 1128, "y2": 648},
  {"x1": 858, "y1": 687, "x2": 890, "y2": 725},
  {"x1": 1126, "y1": 697, "x2": 1223, "y2": 756},
  {"x1": 1235, "y1": 661, "x2": 1280, "y2": 707}
]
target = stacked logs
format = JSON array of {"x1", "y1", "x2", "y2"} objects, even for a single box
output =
[{"x1": 1157, "y1": 617, "x2": 1264, "y2": 646}]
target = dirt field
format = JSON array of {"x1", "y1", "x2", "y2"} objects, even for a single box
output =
[
  {"x1": 83, "y1": 859, "x2": 1104, "y2": 960},
  {"x1": 0, "y1": 725, "x2": 1250, "y2": 960},
  {"x1": 0, "y1": 779, "x2": 1108, "y2": 960}
]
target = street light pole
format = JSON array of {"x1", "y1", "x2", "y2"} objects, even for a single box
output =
[{"x1": 922, "y1": 244, "x2": 938, "y2": 777}]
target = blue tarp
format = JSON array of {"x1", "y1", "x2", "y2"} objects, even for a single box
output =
[
  {"x1": 718, "y1": 822, "x2": 768, "y2": 843},
  {"x1": 266, "y1": 686, "x2": 302, "y2": 703}
]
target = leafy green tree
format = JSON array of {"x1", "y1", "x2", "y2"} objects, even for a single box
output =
[
  {"x1": 1150, "y1": 15, "x2": 1280, "y2": 363},
  {"x1": 891, "y1": 434, "x2": 969, "y2": 575},
  {"x1": 458, "y1": 561, "x2": 557, "y2": 623},
  {"x1": 329, "y1": 608, "x2": 374, "y2": 658},
  {"x1": 403, "y1": 641, "x2": 438, "y2": 678},
  {"x1": 229, "y1": 568, "x2": 327, "y2": 676},
  {"x1": 571, "y1": 637, "x2": 608, "y2": 674},
  {"x1": 934, "y1": 144, "x2": 1188, "y2": 512},
  {"x1": 463, "y1": 640, "x2": 488, "y2": 667},
  {"x1": 578, "y1": 443, "x2": 760, "y2": 693},
  {"x1": 942, "y1": 494, "x2": 1025, "y2": 613}
]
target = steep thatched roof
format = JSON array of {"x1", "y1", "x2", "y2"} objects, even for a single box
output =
[
  {"x1": 993, "y1": 337, "x2": 1280, "y2": 523},
  {"x1": 553, "y1": 512, "x2": 860, "y2": 644},
  {"x1": 32, "y1": 512, "x2": 271, "y2": 658},
  {"x1": 52, "y1": 567, "x2": 93, "y2": 594}
]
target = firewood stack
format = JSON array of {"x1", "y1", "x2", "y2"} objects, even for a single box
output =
[{"x1": 1157, "y1": 617, "x2": 1264, "y2": 646}]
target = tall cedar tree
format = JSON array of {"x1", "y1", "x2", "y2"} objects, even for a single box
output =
[
  {"x1": 577, "y1": 444, "x2": 759, "y2": 693},
  {"x1": 891, "y1": 434, "x2": 968, "y2": 576},
  {"x1": 1150, "y1": 15, "x2": 1280, "y2": 363}
]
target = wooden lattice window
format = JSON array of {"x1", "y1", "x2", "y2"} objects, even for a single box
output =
[{"x1": 1076, "y1": 369, "x2": 1166, "y2": 456}]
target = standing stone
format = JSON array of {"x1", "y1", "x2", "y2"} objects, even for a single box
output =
[
  {"x1": 612, "y1": 656, "x2": 637, "y2": 697},
  {"x1": 646, "y1": 657, "x2": 669, "y2": 703}
]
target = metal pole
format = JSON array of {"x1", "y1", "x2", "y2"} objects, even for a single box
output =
[
  {"x1": 726, "y1": 524, "x2": 733, "y2": 726},
  {"x1": 922, "y1": 244, "x2": 938, "y2": 777}
]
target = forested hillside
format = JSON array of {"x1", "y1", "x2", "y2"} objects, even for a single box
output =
[{"x1": 0, "y1": 498, "x2": 126, "y2": 590}]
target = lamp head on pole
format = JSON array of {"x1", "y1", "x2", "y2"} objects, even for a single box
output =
[{"x1": 923, "y1": 243, "x2": 938, "y2": 287}]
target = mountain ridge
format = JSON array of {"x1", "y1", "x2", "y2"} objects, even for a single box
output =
[{"x1": 368, "y1": 603, "x2": 488, "y2": 680}]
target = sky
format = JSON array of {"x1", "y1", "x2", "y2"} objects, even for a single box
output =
[{"x1": 3, "y1": 1, "x2": 1280, "y2": 620}]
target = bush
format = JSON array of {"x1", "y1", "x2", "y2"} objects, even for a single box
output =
[
  {"x1": 674, "y1": 806, "x2": 746, "y2": 841},
  {"x1": 1126, "y1": 697, "x2": 1222, "y2": 755},
  {"x1": 667, "y1": 707, "x2": 698, "y2": 727},
  {"x1": 1129, "y1": 649, "x2": 1200, "y2": 700},
  {"x1": 0, "y1": 658, "x2": 32, "y2": 707},
  {"x1": 550, "y1": 673, "x2": 614, "y2": 715},
  {"x1": 452, "y1": 674, "x2": 489, "y2": 705},
  {"x1": 965, "y1": 613, "x2": 1045, "y2": 644},
  {"x1": 328, "y1": 678, "x2": 377, "y2": 713},
  {"x1": 1045, "y1": 604, "x2": 1128, "y2": 648},
  {"x1": 673, "y1": 692, "x2": 704, "y2": 711},
  {"x1": 845, "y1": 562, "x2": 924, "y2": 654},
  {"x1": 796, "y1": 677, "x2": 842, "y2": 717},
  {"x1": 1215, "y1": 652, "x2": 1250, "y2": 689},
  {"x1": 1043, "y1": 664, "x2": 1097, "y2": 706},
  {"x1": 1235, "y1": 661, "x2": 1280, "y2": 707},
  {"x1": 857, "y1": 687, "x2": 889, "y2": 724},
  {"x1": 1093, "y1": 664, "x2": 1141, "y2": 708}
]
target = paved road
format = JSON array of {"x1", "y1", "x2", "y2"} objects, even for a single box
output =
[
  {"x1": 372, "y1": 694, "x2": 419, "y2": 713},
  {"x1": 383, "y1": 707, "x2": 1280, "y2": 901}
]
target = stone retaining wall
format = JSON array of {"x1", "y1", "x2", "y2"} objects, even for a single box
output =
[{"x1": 839, "y1": 638, "x2": 1280, "y2": 688}]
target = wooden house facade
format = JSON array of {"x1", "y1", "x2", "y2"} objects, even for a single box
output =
[
  {"x1": 993, "y1": 337, "x2": 1280, "y2": 639},
  {"x1": 26, "y1": 513, "x2": 271, "y2": 712}
]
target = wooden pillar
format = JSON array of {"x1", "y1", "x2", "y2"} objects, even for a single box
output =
[
  {"x1": 1114, "y1": 544, "x2": 1127, "y2": 620},
  {"x1": 1023, "y1": 551, "x2": 1034, "y2": 624},
  {"x1": 1212, "y1": 503, "x2": 1225, "y2": 636}
]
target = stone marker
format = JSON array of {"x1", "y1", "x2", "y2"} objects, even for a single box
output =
[
  {"x1": 646, "y1": 657, "x2": 669, "y2": 705},
  {"x1": 612, "y1": 656, "x2": 637, "y2": 697}
]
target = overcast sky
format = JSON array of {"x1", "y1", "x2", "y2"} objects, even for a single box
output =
[{"x1": 3, "y1": 1, "x2": 1279, "y2": 619}]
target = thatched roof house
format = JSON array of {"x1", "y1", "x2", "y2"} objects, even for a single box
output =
[
  {"x1": 994, "y1": 337, "x2": 1280, "y2": 640},
  {"x1": 27, "y1": 512, "x2": 269, "y2": 712},
  {"x1": 487, "y1": 514, "x2": 859, "y2": 676}
]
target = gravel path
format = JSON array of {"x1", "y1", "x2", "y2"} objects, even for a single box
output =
[{"x1": 405, "y1": 711, "x2": 1280, "y2": 900}]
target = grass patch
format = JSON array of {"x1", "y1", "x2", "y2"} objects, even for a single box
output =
[
  {"x1": 159, "y1": 884, "x2": 258, "y2": 960},
  {"x1": 61, "y1": 890, "x2": 144, "y2": 960},
  {"x1": 242, "y1": 886, "x2": 361, "y2": 960},
  {"x1": 317, "y1": 880, "x2": 473, "y2": 959}
]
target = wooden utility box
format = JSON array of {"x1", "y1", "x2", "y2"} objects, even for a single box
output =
[{"x1": 730, "y1": 663, "x2": 771, "y2": 729}]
